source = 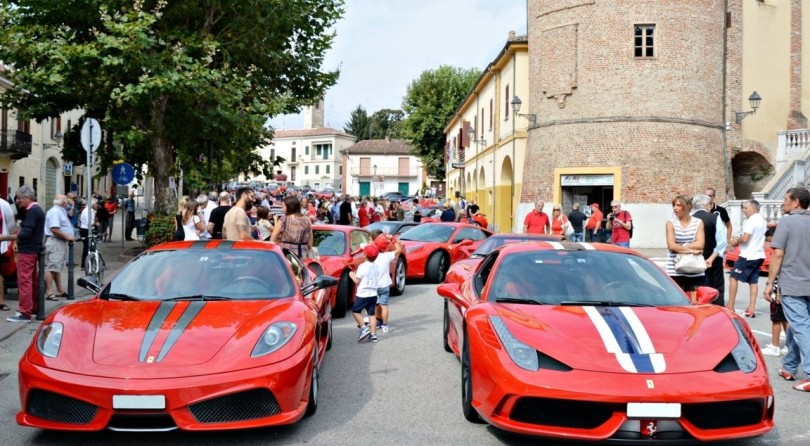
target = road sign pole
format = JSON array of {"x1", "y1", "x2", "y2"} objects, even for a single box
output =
[{"x1": 86, "y1": 120, "x2": 93, "y2": 241}]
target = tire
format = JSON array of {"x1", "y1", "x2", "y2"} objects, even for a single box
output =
[
  {"x1": 305, "y1": 350, "x2": 319, "y2": 416},
  {"x1": 443, "y1": 301, "x2": 452, "y2": 353},
  {"x1": 426, "y1": 251, "x2": 447, "y2": 283},
  {"x1": 331, "y1": 271, "x2": 350, "y2": 318},
  {"x1": 85, "y1": 255, "x2": 98, "y2": 280},
  {"x1": 391, "y1": 257, "x2": 406, "y2": 296},
  {"x1": 461, "y1": 330, "x2": 483, "y2": 423}
]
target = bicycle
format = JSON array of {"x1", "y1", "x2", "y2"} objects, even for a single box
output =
[{"x1": 83, "y1": 229, "x2": 108, "y2": 284}]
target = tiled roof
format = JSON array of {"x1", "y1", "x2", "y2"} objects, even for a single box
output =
[
  {"x1": 273, "y1": 128, "x2": 355, "y2": 139},
  {"x1": 342, "y1": 139, "x2": 415, "y2": 155}
]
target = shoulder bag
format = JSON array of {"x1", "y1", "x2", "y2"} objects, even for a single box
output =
[{"x1": 675, "y1": 253, "x2": 706, "y2": 275}]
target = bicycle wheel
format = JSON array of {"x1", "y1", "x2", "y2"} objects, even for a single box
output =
[
  {"x1": 85, "y1": 254, "x2": 99, "y2": 282},
  {"x1": 97, "y1": 253, "x2": 106, "y2": 284}
]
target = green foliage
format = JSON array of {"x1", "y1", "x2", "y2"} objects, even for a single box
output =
[
  {"x1": 401, "y1": 65, "x2": 481, "y2": 180},
  {"x1": 0, "y1": 0, "x2": 344, "y2": 212},
  {"x1": 144, "y1": 213, "x2": 176, "y2": 247},
  {"x1": 343, "y1": 105, "x2": 370, "y2": 141},
  {"x1": 369, "y1": 108, "x2": 405, "y2": 139}
]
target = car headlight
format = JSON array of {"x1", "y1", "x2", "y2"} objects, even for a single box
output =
[
  {"x1": 730, "y1": 319, "x2": 757, "y2": 373},
  {"x1": 489, "y1": 315, "x2": 538, "y2": 371},
  {"x1": 36, "y1": 322, "x2": 63, "y2": 358},
  {"x1": 251, "y1": 322, "x2": 297, "y2": 358}
]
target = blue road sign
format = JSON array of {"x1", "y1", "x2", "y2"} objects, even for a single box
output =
[{"x1": 112, "y1": 163, "x2": 135, "y2": 185}]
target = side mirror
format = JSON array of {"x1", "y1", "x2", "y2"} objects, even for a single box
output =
[
  {"x1": 302, "y1": 275, "x2": 338, "y2": 296},
  {"x1": 77, "y1": 276, "x2": 102, "y2": 294},
  {"x1": 456, "y1": 239, "x2": 473, "y2": 247},
  {"x1": 437, "y1": 283, "x2": 468, "y2": 308},
  {"x1": 694, "y1": 286, "x2": 719, "y2": 305}
]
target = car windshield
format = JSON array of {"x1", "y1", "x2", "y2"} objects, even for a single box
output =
[
  {"x1": 472, "y1": 236, "x2": 553, "y2": 257},
  {"x1": 103, "y1": 249, "x2": 295, "y2": 301},
  {"x1": 313, "y1": 230, "x2": 347, "y2": 256},
  {"x1": 366, "y1": 222, "x2": 397, "y2": 234},
  {"x1": 399, "y1": 224, "x2": 455, "y2": 243},
  {"x1": 486, "y1": 250, "x2": 688, "y2": 307}
]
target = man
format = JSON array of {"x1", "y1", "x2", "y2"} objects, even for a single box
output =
[
  {"x1": 4, "y1": 185, "x2": 45, "y2": 322},
  {"x1": 727, "y1": 199, "x2": 767, "y2": 316},
  {"x1": 79, "y1": 199, "x2": 97, "y2": 270},
  {"x1": 0, "y1": 196, "x2": 16, "y2": 313},
  {"x1": 586, "y1": 203, "x2": 603, "y2": 242},
  {"x1": 764, "y1": 187, "x2": 810, "y2": 390},
  {"x1": 567, "y1": 203, "x2": 587, "y2": 242},
  {"x1": 202, "y1": 192, "x2": 218, "y2": 236},
  {"x1": 123, "y1": 190, "x2": 136, "y2": 240},
  {"x1": 466, "y1": 199, "x2": 480, "y2": 224},
  {"x1": 66, "y1": 192, "x2": 78, "y2": 231},
  {"x1": 196, "y1": 194, "x2": 212, "y2": 239},
  {"x1": 339, "y1": 195, "x2": 353, "y2": 225},
  {"x1": 222, "y1": 187, "x2": 255, "y2": 241},
  {"x1": 207, "y1": 191, "x2": 232, "y2": 239},
  {"x1": 523, "y1": 199, "x2": 549, "y2": 234},
  {"x1": 706, "y1": 186, "x2": 732, "y2": 244},
  {"x1": 692, "y1": 194, "x2": 727, "y2": 305},
  {"x1": 43, "y1": 194, "x2": 75, "y2": 300},
  {"x1": 606, "y1": 201, "x2": 632, "y2": 247},
  {"x1": 439, "y1": 203, "x2": 456, "y2": 222}
]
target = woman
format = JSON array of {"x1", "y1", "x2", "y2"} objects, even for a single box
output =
[
  {"x1": 173, "y1": 196, "x2": 188, "y2": 241},
  {"x1": 395, "y1": 201, "x2": 405, "y2": 222},
  {"x1": 665, "y1": 195, "x2": 705, "y2": 302},
  {"x1": 316, "y1": 201, "x2": 329, "y2": 224},
  {"x1": 255, "y1": 206, "x2": 274, "y2": 241},
  {"x1": 104, "y1": 196, "x2": 117, "y2": 240},
  {"x1": 387, "y1": 201, "x2": 398, "y2": 221},
  {"x1": 549, "y1": 204, "x2": 569, "y2": 236},
  {"x1": 181, "y1": 198, "x2": 204, "y2": 241},
  {"x1": 271, "y1": 195, "x2": 314, "y2": 259}
]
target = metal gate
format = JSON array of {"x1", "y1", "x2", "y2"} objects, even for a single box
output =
[{"x1": 44, "y1": 158, "x2": 59, "y2": 211}]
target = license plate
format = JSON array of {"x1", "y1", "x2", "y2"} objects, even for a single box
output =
[
  {"x1": 627, "y1": 402, "x2": 681, "y2": 419},
  {"x1": 112, "y1": 395, "x2": 166, "y2": 410}
]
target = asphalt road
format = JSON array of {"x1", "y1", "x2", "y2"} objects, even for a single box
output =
[{"x1": 0, "y1": 279, "x2": 808, "y2": 445}]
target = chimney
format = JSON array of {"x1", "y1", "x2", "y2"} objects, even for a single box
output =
[
  {"x1": 508, "y1": 30, "x2": 516, "y2": 41},
  {"x1": 385, "y1": 135, "x2": 390, "y2": 143}
]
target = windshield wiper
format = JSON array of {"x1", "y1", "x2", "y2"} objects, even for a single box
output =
[
  {"x1": 495, "y1": 297, "x2": 543, "y2": 305},
  {"x1": 104, "y1": 293, "x2": 141, "y2": 301},
  {"x1": 163, "y1": 295, "x2": 233, "y2": 301},
  {"x1": 560, "y1": 300, "x2": 653, "y2": 307}
]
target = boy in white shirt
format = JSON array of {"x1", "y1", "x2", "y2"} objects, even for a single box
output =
[
  {"x1": 372, "y1": 233, "x2": 403, "y2": 333},
  {"x1": 349, "y1": 244, "x2": 380, "y2": 343}
]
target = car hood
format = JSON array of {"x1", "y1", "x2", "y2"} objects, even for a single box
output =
[{"x1": 494, "y1": 304, "x2": 738, "y2": 374}]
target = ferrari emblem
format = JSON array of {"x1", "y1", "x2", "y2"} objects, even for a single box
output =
[
  {"x1": 147, "y1": 356, "x2": 155, "y2": 363},
  {"x1": 646, "y1": 379, "x2": 654, "y2": 389}
]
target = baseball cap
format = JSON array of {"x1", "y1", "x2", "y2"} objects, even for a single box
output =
[
  {"x1": 591, "y1": 203, "x2": 600, "y2": 209},
  {"x1": 363, "y1": 244, "x2": 379, "y2": 260},
  {"x1": 374, "y1": 234, "x2": 390, "y2": 251}
]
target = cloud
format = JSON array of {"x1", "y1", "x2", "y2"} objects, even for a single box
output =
[{"x1": 269, "y1": 0, "x2": 526, "y2": 131}]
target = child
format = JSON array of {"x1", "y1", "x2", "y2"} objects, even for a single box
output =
[
  {"x1": 761, "y1": 276, "x2": 789, "y2": 357},
  {"x1": 349, "y1": 244, "x2": 380, "y2": 343},
  {"x1": 372, "y1": 233, "x2": 403, "y2": 333}
]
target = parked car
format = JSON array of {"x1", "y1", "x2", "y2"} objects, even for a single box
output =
[
  {"x1": 438, "y1": 242, "x2": 773, "y2": 442},
  {"x1": 365, "y1": 221, "x2": 419, "y2": 237},
  {"x1": 398, "y1": 223, "x2": 492, "y2": 283},
  {"x1": 724, "y1": 222, "x2": 777, "y2": 273},
  {"x1": 15, "y1": 240, "x2": 336, "y2": 431}
]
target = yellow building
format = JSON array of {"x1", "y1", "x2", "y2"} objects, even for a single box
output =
[{"x1": 444, "y1": 32, "x2": 529, "y2": 232}]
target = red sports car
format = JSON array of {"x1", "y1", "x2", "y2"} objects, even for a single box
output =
[
  {"x1": 449, "y1": 233, "x2": 563, "y2": 273},
  {"x1": 398, "y1": 222, "x2": 492, "y2": 283},
  {"x1": 16, "y1": 240, "x2": 336, "y2": 431},
  {"x1": 312, "y1": 224, "x2": 406, "y2": 318},
  {"x1": 438, "y1": 242, "x2": 774, "y2": 442}
]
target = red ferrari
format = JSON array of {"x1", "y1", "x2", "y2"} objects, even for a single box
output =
[
  {"x1": 312, "y1": 224, "x2": 406, "y2": 318},
  {"x1": 438, "y1": 242, "x2": 774, "y2": 442},
  {"x1": 398, "y1": 222, "x2": 492, "y2": 283},
  {"x1": 17, "y1": 240, "x2": 337, "y2": 431}
]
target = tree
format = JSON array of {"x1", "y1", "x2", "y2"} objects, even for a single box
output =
[
  {"x1": 401, "y1": 65, "x2": 481, "y2": 180},
  {"x1": 343, "y1": 104, "x2": 370, "y2": 141},
  {"x1": 369, "y1": 108, "x2": 404, "y2": 139},
  {"x1": 0, "y1": 0, "x2": 343, "y2": 212}
]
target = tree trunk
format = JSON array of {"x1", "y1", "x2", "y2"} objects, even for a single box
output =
[{"x1": 150, "y1": 95, "x2": 175, "y2": 214}]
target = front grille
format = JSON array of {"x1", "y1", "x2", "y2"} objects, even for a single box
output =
[
  {"x1": 683, "y1": 399, "x2": 764, "y2": 429},
  {"x1": 108, "y1": 413, "x2": 176, "y2": 431},
  {"x1": 511, "y1": 397, "x2": 615, "y2": 428},
  {"x1": 188, "y1": 388, "x2": 281, "y2": 423},
  {"x1": 27, "y1": 389, "x2": 98, "y2": 424}
]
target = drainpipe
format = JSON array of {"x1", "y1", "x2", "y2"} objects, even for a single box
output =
[{"x1": 721, "y1": 0, "x2": 733, "y2": 199}]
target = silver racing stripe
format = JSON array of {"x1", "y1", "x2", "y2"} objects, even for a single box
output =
[
  {"x1": 139, "y1": 302, "x2": 175, "y2": 363},
  {"x1": 139, "y1": 301, "x2": 206, "y2": 363},
  {"x1": 156, "y1": 301, "x2": 206, "y2": 362}
]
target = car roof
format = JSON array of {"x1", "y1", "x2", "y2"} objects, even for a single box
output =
[{"x1": 148, "y1": 239, "x2": 283, "y2": 253}]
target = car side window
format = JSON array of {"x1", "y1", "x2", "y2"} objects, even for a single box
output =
[
  {"x1": 284, "y1": 249, "x2": 308, "y2": 286},
  {"x1": 350, "y1": 230, "x2": 370, "y2": 252},
  {"x1": 454, "y1": 228, "x2": 485, "y2": 244},
  {"x1": 474, "y1": 251, "x2": 499, "y2": 296}
]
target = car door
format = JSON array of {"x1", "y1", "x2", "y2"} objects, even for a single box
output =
[
  {"x1": 451, "y1": 227, "x2": 491, "y2": 262},
  {"x1": 349, "y1": 229, "x2": 371, "y2": 270}
]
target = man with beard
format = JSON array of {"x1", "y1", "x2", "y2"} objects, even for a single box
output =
[{"x1": 223, "y1": 187, "x2": 255, "y2": 241}]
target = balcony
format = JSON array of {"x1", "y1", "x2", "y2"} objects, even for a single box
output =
[
  {"x1": 349, "y1": 168, "x2": 418, "y2": 178},
  {"x1": 0, "y1": 129, "x2": 33, "y2": 159}
]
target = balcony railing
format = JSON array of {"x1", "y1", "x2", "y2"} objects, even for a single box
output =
[
  {"x1": 349, "y1": 168, "x2": 418, "y2": 178},
  {"x1": 757, "y1": 129, "x2": 810, "y2": 201},
  {"x1": 0, "y1": 129, "x2": 33, "y2": 159},
  {"x1": 723, "y1": 199, "x2": 784, "y2": 235}
]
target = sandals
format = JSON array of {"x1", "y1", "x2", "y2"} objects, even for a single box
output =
[
  {"x1": 0, "y1": 304, "x2": 10, "y2": 311},
  {"x1": 794, "y1": 380, "x2": 810, "y2": 392},
  {"x1": 46, "y1": 295, "x2": 60, "y2": 301},
  {"x1": 743, "y1": 310, "x2": 756, "y2": 318}
]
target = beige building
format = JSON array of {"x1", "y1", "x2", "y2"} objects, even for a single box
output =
[
  {"x1": 444, "y1": 32, "x2": 529, "y2": 232},
  {"x1": 341, "y1": 137, "x2": 423, "y2": 197}
]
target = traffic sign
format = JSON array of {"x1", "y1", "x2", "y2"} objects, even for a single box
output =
[
  {"x1": 112, "y1": 162, "x2": 135, "y2": 185},
  {"x1": 80, "y1": 118, "x2": 102, "y2": 153}
]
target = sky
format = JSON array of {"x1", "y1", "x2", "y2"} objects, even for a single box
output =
[{"x1": 268, "y1": 0, "x2": 527, "y2": 132}]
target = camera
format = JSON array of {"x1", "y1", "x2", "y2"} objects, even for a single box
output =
[{"x1": 608, "y1": 214, "x2": 615, "y2": 220}]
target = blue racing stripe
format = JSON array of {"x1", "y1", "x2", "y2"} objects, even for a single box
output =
[{"x1": 599, "y1": 307, "x2": 655, "y2": 373}]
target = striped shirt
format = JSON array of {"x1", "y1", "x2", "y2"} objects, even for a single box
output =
[{"x1": 667, "y1": 216, "x2": 703, "y2": 277}]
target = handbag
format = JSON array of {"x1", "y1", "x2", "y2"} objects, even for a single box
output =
[
  {"x1": 563, "y1": 220, "x2": 574, "y2": 237},
  {"x1": 675, "y1": 253, "x2": 706, "y2": 275}
]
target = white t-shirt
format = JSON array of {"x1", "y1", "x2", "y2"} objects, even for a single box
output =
[
  {"x1": 79, "y1": 206, "x2": 95, "y2": 230},
  {"x1": 183, "y1": 215, "x2": 201, "y2": 241},
  {"x1": 374, "y1": 251, "x2": 395, "y2": 288},
  {"x1": 355, "y1": 261, "x2": 379, "y2": 298},
  {"x1": 740, "y1": 212, "x2": 767, "y2": 260}
]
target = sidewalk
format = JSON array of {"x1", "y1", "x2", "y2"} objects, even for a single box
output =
[{"x1": 0, "y1": 217, "x2": 144, "y2": 342}]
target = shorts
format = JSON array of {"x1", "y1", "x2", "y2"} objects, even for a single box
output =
[
  {"x1": 352, "y1": 295, "x2": 377, "y2": 315},
  {"x1": 730, "y1": 257, "x2": 764, "y2": 284},
  {"x1": 44, "y1": 237, "x2": 68, "y2": 272},
  {"x1": 770, "y1": 301, "x2": 787, "y2": 322},
  {"x1": 377, "y1": 287, "x2": 390, "y2": 306},
  {"x1": 671, "y1": 274, "x2": 705, "y2": 293}
]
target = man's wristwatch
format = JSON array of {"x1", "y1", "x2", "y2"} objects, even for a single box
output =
[{"x1": 765, "y1": 281, "x2": 772, "y2": 285}]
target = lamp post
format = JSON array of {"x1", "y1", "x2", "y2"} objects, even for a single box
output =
[
  {"x1": 373, "y1": 164, "x2": 378, "y2": 196},
  {"x1": 511, "y1": 96, "x2": 537, "y2": 125},
  {"x1": 735, "y1": 91, "x2": 762, "y2": 124},
  {"x1": 511, "y1": 96, "x2": 537, "y2": 232}
]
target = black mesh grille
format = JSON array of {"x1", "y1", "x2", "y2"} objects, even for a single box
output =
[
  {"x1": 108, "y1": 413, "x2": 176, "y2": 431},
  {"x1": 683, "y1": 399, "x2": 765, "y2": 429},
  {"x1": 510, "y1": 397, "x2": 616, "y2": 428},
  {"x1": 188, "y1": 388, "x2": 281, "y2": 423},
  {"x1": 27, "y1": 389, "x2": 98, "y2": 424}
]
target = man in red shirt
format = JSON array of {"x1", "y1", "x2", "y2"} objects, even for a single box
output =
[
  {"x1": 358, "y1": 200, "x2": 371, "y2": 228},
  {"x1": 607, "y1": 200, "x2": 632, "y2": 247},
  {"x1": 586, "y1": 203, "x2": 603, "y2": 242},
  {"x1": 523, "y1": 199, "x2": 550, "y2": 234}
]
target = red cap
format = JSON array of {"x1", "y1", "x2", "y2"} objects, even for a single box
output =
[
  {"x1": 363, "y1": 244, "x2": 379, "y2": 260},
  {"x1": 591, "y1": 203, "x2": 600, "y2": 209},
  {"x1": 374, "y1": 234, "x2": 390, "y2": 251}
]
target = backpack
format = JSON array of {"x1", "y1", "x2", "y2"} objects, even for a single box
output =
[{"x1": 622, "y1": 211, "x2": 633, "y2": 238}]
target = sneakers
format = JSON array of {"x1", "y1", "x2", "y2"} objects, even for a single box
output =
[
  {"x1": 761, "y1": 344, "x2": 782, "y2": 357},
  {"x1": 781, "y1": 346, "x2": 789, "y2": 355},
  {"x1": 6, "y1": 313, "x2": 32, "y2": 323},
  {"x1": 369, "y1": 334, "x2": 379, "y2": 343},
  {"x1": 357, "y1": 326, "x2": 370, "y2": 342},
  {"x1": 380, "y1": 324, "x2": 389, "y2": 334},
  {"x1": 794, "y1": 380, "x2": 810, "y2": 392},
  {"x1": 778, "y1": 368, "x2": 796, "y2": 381}
]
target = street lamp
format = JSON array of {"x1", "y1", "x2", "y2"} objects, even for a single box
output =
[
  {"x1": 510, "y1": 96, "x2": 537, "y2": 125},
  {"x1": 735, "y1": 91, "x2": 762, "y2": 124},
  {"x1": 43, "y1": 130, "x2": 64, "y2": 149},
  {"x1": 373, "y1": 164, "x2": 378, "y2": 196}
]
